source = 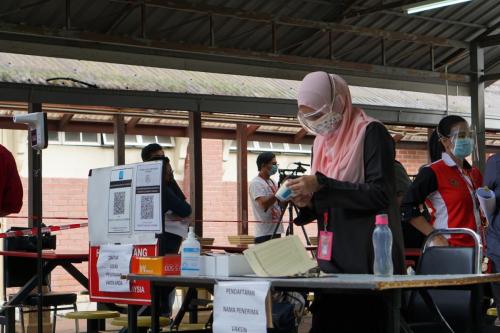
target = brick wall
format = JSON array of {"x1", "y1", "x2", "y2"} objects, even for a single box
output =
[
  {"x1": 4, "y1": 141, "x2": 430, "y2": 292},
  {"x1": 395, "y1": 149, "x2": 428, "y2": 176},
  {"x1": 5, "y1": 179, "x2": 89, "y2": 293},
  {"x1": 200, "y1": 139, "x2": 238, "y2": 244}
]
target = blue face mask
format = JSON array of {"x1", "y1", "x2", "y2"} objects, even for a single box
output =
[
  {"x1": 452, "y1": 138, "x2": 473, "y2": 159},
  {"x1": 269, "y1": 165, "x2": 278, "y2": 176}
]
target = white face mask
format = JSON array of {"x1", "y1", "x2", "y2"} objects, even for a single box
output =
[
  {"x1": 298, "y1": 109, "x2": 343, "y2": 136},
  {"x1": 297, "y1": 73, "x2": 345, "y2": 136}
]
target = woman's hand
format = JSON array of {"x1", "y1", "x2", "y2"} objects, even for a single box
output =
[
  {"x1": 291, "y1": 193, "x2": 313, "y2": 208},
  {"x1": 431, "y1": 235, "x2": 449, "y2": 247},
  {"x1": 287, "y1": 175, "x2": 321, "y2": 196}
]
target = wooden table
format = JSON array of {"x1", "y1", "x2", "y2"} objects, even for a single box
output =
[
  {"x1": 0, "y1": 250, "x2": 89, "y2": 333},
  {"x1": 126, "y1": 273, "x2": 500, "y2": 333}
]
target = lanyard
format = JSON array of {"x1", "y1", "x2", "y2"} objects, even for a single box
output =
[
  {"x1": 458, "y1": 167, "x2": 475, "y2": 193},
  {"x1": 456, "y1": 166, "x2": 482, "y2": 228},
  {"x1": 259, "y1": 175, "x2": 277, "y2": 194}
]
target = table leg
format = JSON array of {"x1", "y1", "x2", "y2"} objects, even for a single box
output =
[
  {"x1": 60, "y1": 263, "x2": 89, "y2": 289},
  {"x1": 3, "y1": 306, "x2": 15, "y2": 333},
  {"x1": 189, "y1": 288, "x2": 199, "y2": 323},
  {"x1": 172, "y1": 287, "x2": 197, "y2": 328},
  {"x1": 382, "y1": 290, "x2": 401, "y2": 333},
  {"x1": 151, "y1": 283, "x2": 160, "y2": 333},
  {"x1": 469, "y1": 284, "x2": 484, "y2": 333},
  {"x1": 87, "y1": 319, "x2": 99, "y2": 333},
  {"x1": 128, "y1": 304, "x2": 138, "y2": 333}
]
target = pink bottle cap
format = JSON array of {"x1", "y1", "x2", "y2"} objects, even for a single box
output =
[{"x1": 375, "y1": 214, "x2": 388, "y2": 225}]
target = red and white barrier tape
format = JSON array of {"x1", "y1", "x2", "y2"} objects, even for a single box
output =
[
  {"x1": 7, "y1": 216, "x2": 291, "y2": 224},
  {"x1": 7, "y1": 216, "x2": 88, "y2": 221},
  {"x1": 0, "y1": 222, "x2": 88, "y2": 239}
]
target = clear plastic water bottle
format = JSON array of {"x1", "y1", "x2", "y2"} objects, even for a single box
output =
[
  {"x1": 180, "y1": 227, "x2": 201, "y2": 276},
  {"x1": 373, "y1": 214, "x2": 393, "y2": 276}
]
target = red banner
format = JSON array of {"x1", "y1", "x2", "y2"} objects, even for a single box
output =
[{"x1": 89, "y1": 244, "x2": 157, "y2": 305}]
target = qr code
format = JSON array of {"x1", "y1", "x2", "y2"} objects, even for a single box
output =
[
  {"x1": 141, "y1": 195, "x2": 154, "y2": 220},
  {"x1": 113, "y1": 191, "x2": 125, "y2": 215}
]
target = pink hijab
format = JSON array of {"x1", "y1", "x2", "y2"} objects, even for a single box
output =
[{"x1": 297, "y1": 72, "x2": 378, "y2": 183}]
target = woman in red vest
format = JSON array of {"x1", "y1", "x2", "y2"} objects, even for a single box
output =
[{"x1": 401, "y1": 115, "x2": 482, "y2": 247}]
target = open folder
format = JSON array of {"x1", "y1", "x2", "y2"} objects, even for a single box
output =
[{"x1": 243, "y1": 235, "x2": 317, "y2": 277}]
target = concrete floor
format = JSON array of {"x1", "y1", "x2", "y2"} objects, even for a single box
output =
[
  {"x1": 12, "y1": 299, "x2": 315, "y2": 332},
  {"x1": 13, "y1": 301, "x2": 500, "y2": 333}
]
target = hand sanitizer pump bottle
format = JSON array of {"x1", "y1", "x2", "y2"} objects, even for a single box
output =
[{"x1": 181, "y1": 227, "x2": 201, "y2": 276}]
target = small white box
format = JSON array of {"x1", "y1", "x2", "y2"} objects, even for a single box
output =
[
  {"x1": 215, "y1": 255, "x2": 253, "y2": 277},
  {"x1": 200, "y1": 256, "x2": 216, "y2": 276}
]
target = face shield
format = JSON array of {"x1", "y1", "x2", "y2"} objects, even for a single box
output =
[
  {"x1": 297, "y1": 74, "x2": 345, "y2": 136},
  {"x1": 449, "y1": 127, "x2": 475, "y2": 160}
]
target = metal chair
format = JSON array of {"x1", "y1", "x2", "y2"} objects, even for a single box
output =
[{"x1": 405, "y1": 228, "x2": 484, "y2": 333}]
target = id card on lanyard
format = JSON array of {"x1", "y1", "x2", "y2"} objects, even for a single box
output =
[{"x1": 318, "y1": 210, "x2": 333, "y2": 261}]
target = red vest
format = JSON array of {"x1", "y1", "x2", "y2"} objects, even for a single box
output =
[{"x1": 426, "y1": 158, "x2": 482, "y2": 247}]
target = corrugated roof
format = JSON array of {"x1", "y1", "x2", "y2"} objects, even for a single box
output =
[
  {"x1": 0, "y1": 51, "x2": 498, "y2": 117},
  {"x1": 0, "y1": 0, "x2": 498, "y2": 92}
]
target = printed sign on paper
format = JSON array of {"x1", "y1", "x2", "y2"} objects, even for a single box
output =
[
  {"x1": 97, "y1": 244, "x2": 133, "y2": 292},
  {"x1": 213, "y1": 281, "x2": 271, "y2": 333}
]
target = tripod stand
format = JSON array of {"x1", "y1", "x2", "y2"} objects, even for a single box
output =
[
  {"x1": 271, "y1": 200, "x2": 312, "y2": 245},
  {"x1": 270, "y1": 162, "x2": 314, "y2": 249}
]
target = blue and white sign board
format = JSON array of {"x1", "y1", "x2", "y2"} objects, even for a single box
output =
[
  {"x1": 88, "y1": 161, "x2": 163, "y2": 246},
  {"x1": 213, "y1": 281, "x2": 271, "y2": 333}
]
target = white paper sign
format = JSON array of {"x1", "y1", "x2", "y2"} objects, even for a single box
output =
[
  {"x1": 97, "y1": 244, "x2": 133, "y2": 292},
  {"x1": 108, "y1": 168, "x2": 134, "y2": 233},
  {"x1": 213, "y1": 281, "x2": 270, "y2": 333},
  {"x1": 134, "y1": 164, "x2": 162, "y2": 231}
]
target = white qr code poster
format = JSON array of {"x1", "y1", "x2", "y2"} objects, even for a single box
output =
[
  {"x1": 134, "y1": 163, "x2": 162, "y2": 231},
  {"x1": 88, "y1": 160, "x2": 163, "y2": 246},
  {"x1": 108, "y1": 168, "x2": 133, "y2": 233}
]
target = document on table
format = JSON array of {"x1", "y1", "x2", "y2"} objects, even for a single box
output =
[
  {"x1": 476, "y1": 187, "x2": 496, "y2": 224},
  {"x1": 243, "y1": 235, "x2": 317, "y2": 277}
]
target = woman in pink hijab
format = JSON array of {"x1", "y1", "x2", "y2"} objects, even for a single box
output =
[{"x1": 288, "y1": 72, "x2": 404, "y2": 333}]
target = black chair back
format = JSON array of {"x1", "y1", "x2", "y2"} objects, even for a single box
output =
[
  {"x1": 418, "y1": 246, "x2": 474, "y2": 275},
  {"x1": 406, "y1": 228, "x2": 482, "y2": 333}
]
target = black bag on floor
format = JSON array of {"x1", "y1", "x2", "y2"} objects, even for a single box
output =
[
  {"x1": 272, "y1": 301, "x2": 297, "y2": 332},
  {"x1": 271, "y1": 292, "x2": 305, "y2": 333}
]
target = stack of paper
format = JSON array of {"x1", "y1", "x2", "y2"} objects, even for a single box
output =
[
  {"x1": 199, "y1": 238, "x2": 215, "y2": 246},
  {"x1": 243, "y1": 235, "x2": 317, "y2": 277},
  {"x1": 228, "y1": 235, "x2": 255, "y2": 245}
]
